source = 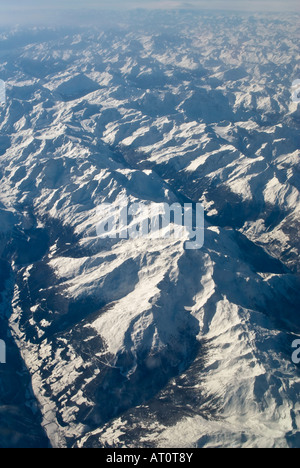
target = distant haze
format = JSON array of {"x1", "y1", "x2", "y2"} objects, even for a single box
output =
[{"x1": 0, "y1": 0, "x2": 299, "y2": 26}]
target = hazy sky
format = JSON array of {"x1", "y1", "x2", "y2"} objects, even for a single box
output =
[{"x1": 1, "y1": 0, "x2": 299, "y2": 26}]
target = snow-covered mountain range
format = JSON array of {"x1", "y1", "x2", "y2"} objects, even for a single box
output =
[{"x1": 0, "y1": 10, "x2": 299, "y2": 448}]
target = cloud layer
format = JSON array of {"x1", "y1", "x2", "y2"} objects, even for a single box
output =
[{"x1": 1, "y1": 0, "x2": 299, "y2": 26}]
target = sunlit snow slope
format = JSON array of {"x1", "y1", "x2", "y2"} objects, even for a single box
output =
[{"x1": 0, "y1": 11, "x2": 299, "y2": 448}]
